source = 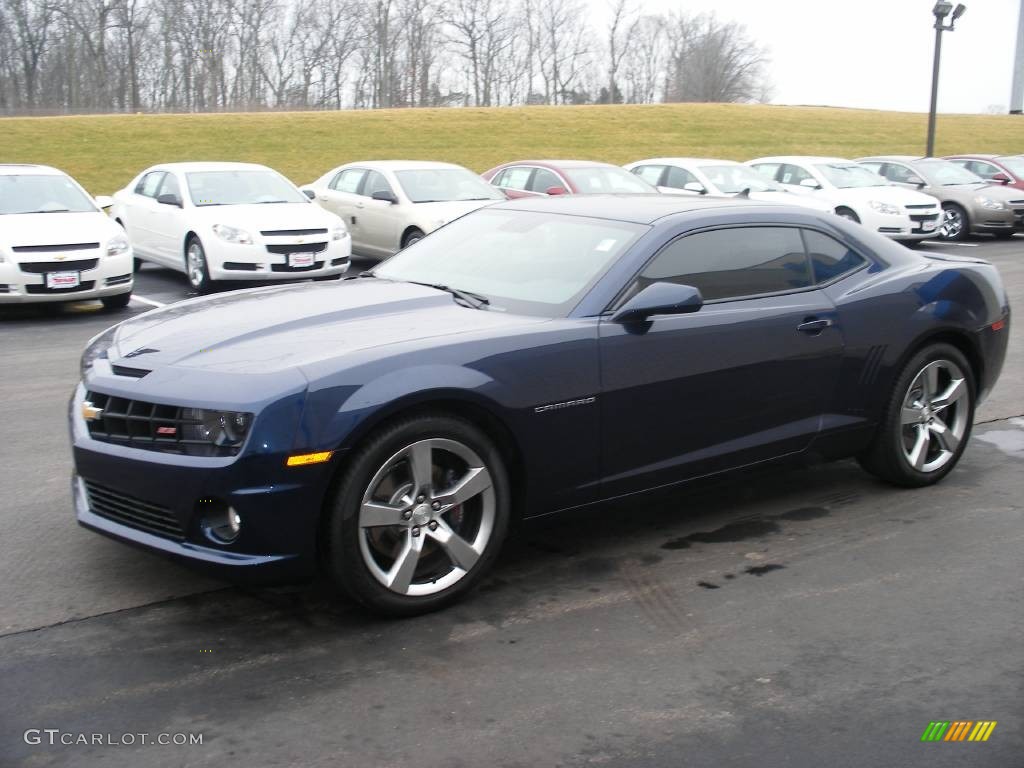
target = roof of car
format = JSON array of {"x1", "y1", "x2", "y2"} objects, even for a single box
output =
[
  {"x1": 944, "y1": 154, "x2": 998, "y2": 160},
  {"x1": 491, "y1": 194, "x2": 807, "y2": 225},
  {"x1": 857, "y1": 155, "x2": 924, "y2": 163},
  {"x1": 150, "y1": 161, "x2": 273, "y2": 172},
  {"x1": 628, "y1": 158, "x2": 743, "y2": 167},
  {"x1": 749, "y1": 156, "x2": 860, "y2": 165},
  {"x1": 0, "y1": 164, "x2": 66, "y2": 176},
  {"x1": 494, "y1": 160, "x2": 621, "y2": 170},
  {"x1": 345, "y1": 160, "x2": 469, "y2": 171}
]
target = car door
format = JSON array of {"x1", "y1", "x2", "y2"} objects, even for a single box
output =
[
  {"x1": 357, "y1": 170, "x2": 405, "y2": 256},
  {"x1": 598, "y1": 224, "x2": 844, "y2": 497},
  {"x1": 149, "y1": 171, "x2": 187, "y2": 262},
  {"x1": 319, "y1": 168, "x2": 368, "y2": 251},
  {"x1": 125, "y1": 171, "x2": 165, "y2": 260}
]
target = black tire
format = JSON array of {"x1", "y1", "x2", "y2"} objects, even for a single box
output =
[
  {"x1": 992, "y1": 230, "x2": 1017, "y2": 240},
  {"x1": 835, "y1": 207, "x2": 860, "y2": 223},
  {"x1": 101, "y1": 292, "x2": 132, "y2": 311},
  {"x1": 133, "y1": 257, "x2": 144, "y2": 272},
  {"x1": 326, "y1": 413, "x2": 511, "y2": 617},
  {"x1": 939, "y1": 203, "x2": 968, "y2": 242},
  {"x1": 857, "y1": 343, "x2": 975, "y2": 487},
  {"x1": 401, "y1": 228, "x2": 425, "y2": 249},
  {"x1": 185, "y1": 235, "x2": 215, "y2": 294}
]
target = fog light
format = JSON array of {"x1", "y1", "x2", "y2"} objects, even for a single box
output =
[{"x1": 199, "y1": 499, "x2": 241, "y2": 544}]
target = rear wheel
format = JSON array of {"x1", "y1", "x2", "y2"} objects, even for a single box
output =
[
  {"x1": 101, "y1": 292, "x2": 132, "y2": 311},
  {"x1": 939, "y1": 203, "x2": 968, "y2": 241},
  {"x1": 858, "y1": 343, "x2": 974, "y2": 487},
  {"x1": 326, "y1": 414, "x2": 510, "y2": 617},
  {"x1": 185, "y1": 236, "x2": 215, "y2": 293}
]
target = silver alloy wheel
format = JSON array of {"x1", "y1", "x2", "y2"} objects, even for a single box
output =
[
  {"x1": 186, "y1": 241, "x2": 206, "y2": 288},
  {"x1": 940, "y1": 207, "x2": 964, "y2": 240},
  {"x1": 900, "y1": 359, "x2": 969, "y2": 473},
  {"x1": 358, "y1": 438, "x2": 495, "y2": 597}
]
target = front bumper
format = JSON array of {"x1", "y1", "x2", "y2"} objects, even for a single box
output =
[
  {"x1": 205, "y1": 235, "x2": 352, "y2": 282},
  {"x1": 0, "y1": 251, "x2": 133, "y2": 304},
  {"x1": 70, "y1": 382, "x2": 336, "y2": 584},
  {"x1": 970, "y1": 206, "x2": 1017, "y2": 234}
]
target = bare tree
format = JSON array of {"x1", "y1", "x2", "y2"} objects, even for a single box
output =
[
  {"x1": 664, "y1": 12, "x2": 769, "y2": 103},
  {"x1": 602, "y1": 0, "x2": 636, "y2": 104}
]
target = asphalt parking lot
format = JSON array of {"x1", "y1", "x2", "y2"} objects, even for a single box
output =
[{"x1": 1, "y1": 237, "x2": 1022, "y2": 767}]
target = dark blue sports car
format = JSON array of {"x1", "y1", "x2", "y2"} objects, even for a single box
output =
[{"x1": 71, "y1": 196, "x2": 1010, "y2": 615}]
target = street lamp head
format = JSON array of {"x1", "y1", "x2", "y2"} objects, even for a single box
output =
[
  {"x1": 932, "y1": 0, "x2": 953, "y2": 19},
  {"x1": 951, "y1": 3, "x2": 967, "y2": 21}
]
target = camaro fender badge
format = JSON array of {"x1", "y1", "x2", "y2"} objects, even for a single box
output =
[
  {"x1": 534, "y1": 396, "x2": 597, "y2": 414},
  {"x1": 81, "y1": 401, "x2": 104, "y2": 421}
]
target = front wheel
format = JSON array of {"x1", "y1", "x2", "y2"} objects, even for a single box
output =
[
  {"x1": 939, "y1": 203, "x2": 968, "y2": 241},
  {"x1": 835, "y1": 207, "x2": 860, "y2": 223},
  {"x1": 858, "y1": 343, "x2": 974, "y2": 487},
  {"x1": 101, "y1": 292, "x2": 132, "y2": 311},
  {"x1": 185, "y1": 237, "x2": 215, "y2": 293},
  {"x1": 326, "y1": 414, "x2": 510, "y2": 617}
]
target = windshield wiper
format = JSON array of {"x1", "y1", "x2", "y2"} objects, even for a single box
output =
[
  {"x1": 28, "y1": 208, "x2": 71, "y2": 214},
  {"x1": 408, "y1": 281, "x2": 489, "y2": 309}
]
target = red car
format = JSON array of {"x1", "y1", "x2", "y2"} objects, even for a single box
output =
[
  {"x1": 482, "y1": 160, "x2": 657, "y2": 199},
  {"x1": 944, "y1": 154, "x2": 1024, "y2": 192}
]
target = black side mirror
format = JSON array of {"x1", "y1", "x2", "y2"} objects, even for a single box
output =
[
  {"x1": 157, "y1": 193, "x2": 182, "y2": 207},
  {"x1": 612, "y1": 282, "x2": 704, "y2": 324},
  {"x1": 907, "y1": 176, "x2": 926, "y2": 188},
  {"x1": 371, "y1": 190, "x2": 398, "y2": 204},
  {"x1": 303, "y1": 189, "x2": 316, "y2": 200}
]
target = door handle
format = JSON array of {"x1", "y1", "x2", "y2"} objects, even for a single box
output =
[
  {"x1": 355, "y1": 202, "x2": 365, "y2": 209},
  {"x1": 797, "y1": 318, "x2": 831, "y2": 334}
]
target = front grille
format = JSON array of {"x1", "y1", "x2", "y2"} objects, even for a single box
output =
[
  {"x1": 12, "y1": 242, "x2": 99, "y2": 253},
  {"x1": 331, "y1": 257, "x2": 349, "y2": 266},
  {"x1": 905, "y1": 204, "x2": 936, "y2": 210},
  {"x1": 878, "y1": 227, "x2": 902, "y2": 233},
  {"x1": 271, "y1": 261, "x2": 324, "y2": 273},
  {"x1": 909, "y1": 213, "x2": 940, "y2": 223},
  {"x1": 260, "y1": 228, "x2": 328, "y2": 237},
  {"x1": 265, "y1": 242, "x2": 328, "y2": 256},
  {"x1": 19, "y1": 258, "x2": 99, "y2": 274},
  {"x1": 1009, "y1": 199, "x2": 1024, "y2": 205},
  {"x1": 106, "y1": 274, "x2": 132, "y2": 286},
  {"x1": 84, "y1": 480, "x2": 184, "y2": 540},
  {"x1": 223, "y1": 262, "x2": 259, "y2": 271},
  {"x1": 84, "y1": 391, "x2": 242, "y2": 456},
  {"x1": 26, "y1": 281, "x2": 95, "y2": 294}
]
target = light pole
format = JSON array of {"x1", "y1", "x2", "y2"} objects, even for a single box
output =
[{"x1": 926, "y1": 1, "x2": 966, "y2": 157}]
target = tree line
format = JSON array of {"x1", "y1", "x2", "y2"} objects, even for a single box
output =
[{"x1": 0, "y1": 0, "x2": 771, "y2": 115}]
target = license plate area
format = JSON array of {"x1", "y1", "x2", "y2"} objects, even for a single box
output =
[
  {"x1": 46, "y1": 271, "x2": 81, "y2": 289},
  {"x1": 288, "y1": 253, "x2": 315, "y2": 268},
  {"x1": 922, "y1": 220, "x2": 937, "y2": 232}
]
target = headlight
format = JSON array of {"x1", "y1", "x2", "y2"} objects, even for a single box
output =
[
  {"x1": 80, "y1": 325, "x2": 119, "y2": 378},
  {"x1": 868, "y1": 200, "x2": 901, "y2": 216},
  {"x1": 212, "y1": 224, "x2": 253, "y2": 244},
  {"x1": 975, "y1": 196, "x2": 1005, "y2": 210},
  {"x1": 106, "y1": 234, "x2": 130, "y2": 257},
  {"x1": 181, "y1": 408, "x2": 253, "y2": 451},
  {"x1": 331, "y1": 224, "x2": 348, "y2": 241}
]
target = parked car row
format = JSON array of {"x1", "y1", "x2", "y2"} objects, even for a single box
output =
[{"x1": 2, "y1": 151, "x2": 1021, "y2": 308}]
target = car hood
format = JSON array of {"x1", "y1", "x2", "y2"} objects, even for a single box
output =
[
  {"x1": 413, "y1": 199, "x2": 501, "y2": 225},
  {"x1": 188, "y1": 202, "x2": 342, "y2": 231},
  {"x1": 108, "y1": 279, "x2": 547, "y2": 375},
  {"x1": 930, "y1": 182, "x2": 1022, "y2": 204},
  {"x1": 826, "y1": 186, "x2": 939, "y2": 206},
  {"x1": 0, "y1": 211, "x2": 122, "y2": 250}
]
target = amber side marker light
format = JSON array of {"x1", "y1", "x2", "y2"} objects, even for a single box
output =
[{"x1": 286, "y1": 451, "x2": 333, "y2": 467}]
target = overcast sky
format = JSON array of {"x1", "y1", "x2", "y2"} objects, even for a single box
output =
[{"x1": 602, "y1": 0, "x2": 1021, "y2": 113}]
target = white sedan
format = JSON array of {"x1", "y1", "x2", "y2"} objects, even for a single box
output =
[
  {"x1": 301, "y1": 161, "x2": 506, "y2": 260},
  {"x1": 111, "y1": 162, "x2": 351, "y2": 292},
  {"x1": 624, "y1": 157, "x2": 834, "y2": 212},
  {"x1": 0, "y1": 164, "x2": 133, "y2": 309},
  {"x1": 747, "y1": 156, "x2": 942, "y2": 241}
]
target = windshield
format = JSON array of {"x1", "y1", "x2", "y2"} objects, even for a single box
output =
[
  {"x1": 563, "y1": 167, "x2": 658, "y2": 194},
  {"x1": 373, "y1": 209, "x2": 647, "y2": 317},
  {"x1": 915, "y1": 159, "x2": 984, "y2": 186},
  {"x1": 395, "y1": 168, "x2": 505, "y2": 203},
  {"x1": 0, "y1": 174, "x2": 96, "y2": 214},
  {"x1": 698, "y1": 164, "x2": 775, "y2": 193},
  {"x1": 815, "y1": 163, "x2": 887, "y2": 189},
  {"x1": 998, "y1": 156, "x2": 1024, "y2": 177},
  {"x1": 185, "y1": 170, "x2": 308, "y2": 207}
]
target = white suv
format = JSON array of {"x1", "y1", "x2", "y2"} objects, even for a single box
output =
[
  {"x1": 747, "y1": 156, "x2": 942, "y2": 241},
  {"x1": 0, "y1": 164, "x2": 133, "y2": 309}
]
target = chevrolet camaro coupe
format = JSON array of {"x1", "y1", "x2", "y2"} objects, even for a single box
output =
[{"x1": 70, "y1": 196, "x2": 1009, "y2": 616}]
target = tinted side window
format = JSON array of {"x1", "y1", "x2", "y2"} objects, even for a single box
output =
[
  {"x1": 779, "y1": 164, "x2": 813, "y2": 186},
  {"x1": 664, "y1": 166, "x2": 700, "y2": 190},
  {"x1": 803, "y1": 230, "x2": 867, "y2": 284},
  {"x1": 495, "y1": 167, "x2": 531, "y2": 190},
  {"x1": 883, "y1": 163, "x2": 917, "y2": 183},
  {"x1": 331, "y1": 169, "x2": 365, "y2": 193},
  {"x1": 136, "y1": 172, "x2": 165, "y2": 198},
  {"x1": 638, "y1": 227, "x2": 811, "y2": 301},
  {"x1": 159, "y1": 173, "x2": 181, "y2": 200},
  {"x1": 750, "y1": 163, "x2": 780, "y2": 182},
  {"x1": 632, "y1": 165, "x2": 665, "y2": 185},
  {"x1": 969, "y1": 161, "x2": 1000, "y2": 180},
  {"x1": 362, "y1": 170, "x2": 394, "y2": 198},
  {"x1": 530, "y1": 168, "x2": 563, "y2": 193}
]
